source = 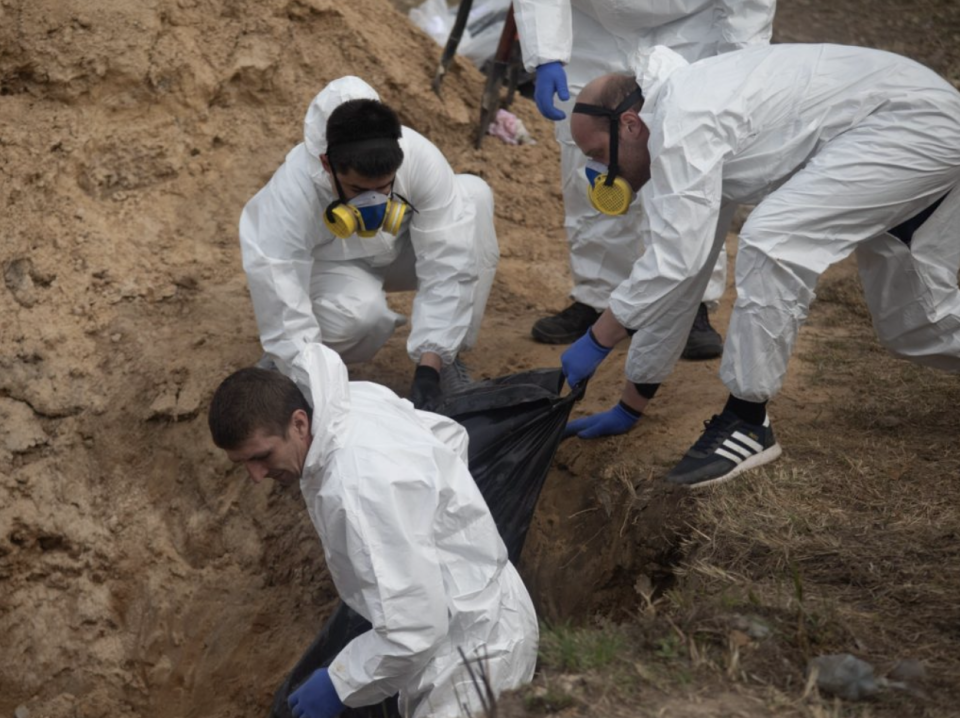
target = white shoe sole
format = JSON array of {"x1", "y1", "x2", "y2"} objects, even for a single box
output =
[{"x1": 687, "y1": 443, "x2": 783, "y2": 490}]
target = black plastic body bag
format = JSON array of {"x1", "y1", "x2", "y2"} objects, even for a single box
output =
[{"x1": 269, "y1": 368, "x2": 582, "y2": 718}]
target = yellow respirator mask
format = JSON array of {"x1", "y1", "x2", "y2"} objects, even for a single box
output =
[
  {"x1": 323, "y1": 191, "x2": 408, "y2": 239},
  {"x1": 573, "y1": 84, "x2": 645, "y2": 216},
  {"x1": 322, "y1": 135, "x2": 412, "y2": 239},
  {"x1": 584, "y1": 161, "x2": 633, "y2": 216}
]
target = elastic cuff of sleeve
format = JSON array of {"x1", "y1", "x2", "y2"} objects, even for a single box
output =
[
  {"x1": 414, "y1": 365, "x2": 440, "y2": 383},
  {"x1": 617, "y1": 400, "x2": 642, "y2": 420},
  {"x1": 587, "y1": 327, "x2": 613, "y2": 352},
  {"x1": 633, "y1": 382, "x2": 660, "y2": 400}
]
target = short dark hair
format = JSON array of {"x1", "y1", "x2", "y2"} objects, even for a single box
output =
[
  {"x1": 208, "y1": 367, "x2": 312, "y2": 450},
  {"x1": 325, "y1": 98, "x2": 404, "y2": 177}
]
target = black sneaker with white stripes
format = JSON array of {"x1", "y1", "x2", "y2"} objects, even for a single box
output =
[{"x1": 666, "y1": 410, "x2": 782, "y2": 488}]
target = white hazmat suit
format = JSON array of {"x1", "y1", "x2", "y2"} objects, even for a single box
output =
[
  {"x1": 513, "y1": 0, "x2": 776, "y2": 310},
  {"x1": 240, "y1": 77, "x2": 499, "y2": 376},
  {"x1": 288, "y1": 342, "x2": 538, "y2": 718},
  {"x1": 615, "y1": 44, "x2": 960, "y2": 400}
]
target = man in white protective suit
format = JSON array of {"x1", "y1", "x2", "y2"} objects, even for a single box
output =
[
  {"x1": 558, "y1": 43, "x2": 960, "y2": 488},
  {"x1": 208, "y1": 342, "x2": 538, "y2": 718},
  {"x1": 513, "y1": 0, "x2": 776, "y2": 358},
  {"x1": 240, "y1": 76, "x2": 499, "y2": 410}
]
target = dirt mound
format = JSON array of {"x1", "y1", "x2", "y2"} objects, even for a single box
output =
[{"x1": 0, "y1": 1, "x2": 687, "y2": 716}]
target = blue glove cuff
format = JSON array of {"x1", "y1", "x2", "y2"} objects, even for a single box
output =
[
  {"x1": 587, "y1": 328, "x2": 613, "y2": 356},
  {"x1": 537, "y1": 60, "x2": 564, "y2": 73},
  {"x1": 616, "y1": 401, "x2": 642, "y2": 420}
]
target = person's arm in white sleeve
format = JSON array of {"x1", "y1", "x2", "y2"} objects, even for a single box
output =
[
  {"x1": 239, "y1": 150, "x2": 326, "y2": 375},
  {"x1": 402, "y1": 133, "x2": 479, "y2": 367},
  {"x1": 716, "y1": 0, "x2": 776, "y2": 53},
  {"x1": 609, "y1": 128, "x2": 728, "y2": 386},
  {"x1": 513, "y1": 0, "x2": 572, "y2": 71},
  {"x1": 324, "y1": 450, "x2": 449, "y2": 706}
]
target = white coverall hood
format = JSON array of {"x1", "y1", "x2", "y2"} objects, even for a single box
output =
[
  {"x1": 289, "y1": 343, "x2": 350, "y2": 465},
  {"x1": 302, "y1": 75, "x2": 381, "y2": 192},
  {"x1": 289, "y1": 344, "x2": 538, "y2": 718}
]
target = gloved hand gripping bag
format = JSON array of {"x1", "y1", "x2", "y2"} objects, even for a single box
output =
[{"x1": 269, "y1": 368, "x2": 583, "y2": 718}]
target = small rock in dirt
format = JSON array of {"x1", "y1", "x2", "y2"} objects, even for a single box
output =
[
  {"x1": 15, "y1": 705, "x2": 30, "y2": 718},
  {"x1": 809, "y1": 653, "x2": 879, "y2": 701},
  {"x1": 887, "y1": 658, "x2": 927, "y2": 682},
  {"x1": 888, "y1": 658, "x2": 926, "y2": 682},
  {"x1": 0, "y1": 398, "x2": 48, "y2": 454},
  {"x1": 876, "y1": 415, "x2": 901, "y2": 429},
  {"x1": 729, "y1": 614, "x2": 772, "y2": 641},
  {"x1": 885, "y1": 658, "x2": 929, "y2": 698}
]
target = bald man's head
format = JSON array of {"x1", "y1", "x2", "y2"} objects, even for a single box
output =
[
  {"x1": 574, "y1": 75, "x2": 645, "y2": 133},
  {"x1": 571, "y1": 73, "x2": 652, "y2": 193}
]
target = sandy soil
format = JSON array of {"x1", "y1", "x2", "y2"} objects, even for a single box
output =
[{"x1": 2, "y1": 1, "x2": 959, "y2": 717}]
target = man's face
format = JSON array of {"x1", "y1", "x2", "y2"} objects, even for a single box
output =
[
  {"x1": 225, "y1": 411, "x2": 311, "y2": 487},
  {"x1": 571, "y1": 112, "x2": 651, "y2": 192},
  {"x1": 321, "y1": 158, "x2": 396, "y2": 201}
]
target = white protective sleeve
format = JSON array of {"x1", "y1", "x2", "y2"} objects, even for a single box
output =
[
  {"x1": 514, "y1": 0, "x2": 572, "y2": 71},
  {"x1": 401, "y1": 132, "x2": 482, "y2": 366},
  {"x1": 715, "y1": 0, "x2": 777, "y2": 53},
  {"x1": 609, "y1": 131, "x2": 727, "y2": 384},
  {"x1": 239, "y1": 147, "x2": 327, "y2": 376}
]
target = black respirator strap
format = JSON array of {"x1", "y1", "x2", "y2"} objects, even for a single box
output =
[
  {"x1": 326, "y1": 170, "x2": 349, "y2": 222},
  {"x1": 573, "y1": 85, "x2": 644, "y2": 186},
  {"x1": 391, "y1": 191, "x2": 419, "y2": 215}
]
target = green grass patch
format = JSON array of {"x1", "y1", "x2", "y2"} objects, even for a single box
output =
[{"x1": 538, "y1": 622, "x2": 627, "y2": 673}]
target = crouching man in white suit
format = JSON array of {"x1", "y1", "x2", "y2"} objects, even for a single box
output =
[
  {"x1": 208, "y1": 343, "x2": 538, "y2": 718},
  {"x1": 240, "y1": 76, "x2": 499, "y2": 410}
]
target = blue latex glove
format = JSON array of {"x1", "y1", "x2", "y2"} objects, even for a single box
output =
[
  {"x1": 288, "y1": 668, "x2": 345, "y2": 718},
  {"x1": 564, "y1": 402, "x2": 640, "y2": 439},
  {"x1": 561, "y1": 329, "x2": 613, "y2": 388},
  {"x1": 534, "y1": 61, "x2": 570, "y2": 120}
]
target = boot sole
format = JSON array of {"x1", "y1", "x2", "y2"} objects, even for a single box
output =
[{"x1": 530, "y1": 328, "x2": 580, "y2": 345}]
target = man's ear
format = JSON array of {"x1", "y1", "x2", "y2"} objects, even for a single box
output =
[
  {"x1": 290, "y1": 409, "x2": 311, "y2": 439},
  {"x1": 320, "y1": 154, "x2": 332, "y2": 174},
  {"x1": 620, "y1": 111, "x2": 644, "y2": 138}
]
